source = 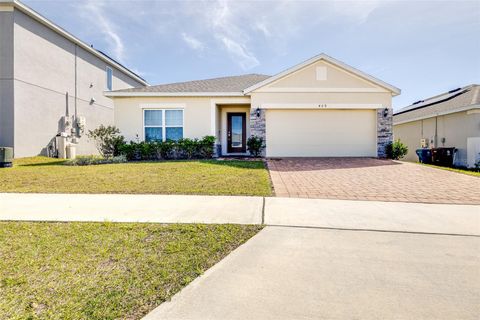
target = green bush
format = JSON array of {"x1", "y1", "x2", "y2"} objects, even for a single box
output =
[
  {"x1": 385, "y1": 139, "x2": 408, "y2": 160},
  {"x1": 177, "y1": 138, "x2": 197, "y2": 159},
  {"x1": 117, "y1": 136, "x2": 216, "y2": 161},
  {"x1": 198, "y1": 136, "x2": 216, "y2": 159},
  {"x1": 87, "y1": 125, "x2": 125, "y2": 158},
  {"x1": 65, "y1": 155, "x2": 127, "y2": 166},
  {"x1": 159, "y1": 140, "x2": 175, "y2": 159},
  {"x1": 247, "y1": 136, "x2": 265, "y2": 157},
  {"x1": 117, "y1": 142, "x2": 137, "y2": 161}
]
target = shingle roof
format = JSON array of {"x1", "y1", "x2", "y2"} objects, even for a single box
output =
[
  {"x1": 393, "y1": 84, "x2": 480, "y2": 124},
  {"x1": 112, "y1": 74, "x2": 271, "y2": 94}
]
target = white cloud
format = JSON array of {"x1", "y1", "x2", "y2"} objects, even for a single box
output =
[
  {"x1": 208, "y1": 0, "x2": 260, "y2": 70},
  {"x1": 217, "y1": 36, "x2": 259, "y2": 70},
  {"x1": 181, "y1": 33, "x2": 206, "y2": 51},
  {"x1": 331, "y1": 1, "x2": 383, "y2": 23},
  {"x1": 82, "y1": 1, "x2": 125, "y2": 62}
]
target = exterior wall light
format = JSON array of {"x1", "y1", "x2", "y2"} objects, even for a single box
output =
[
  {"x1": 383, "y1": 108, "x2": 389, "y2": 118},
  {"x1": 256, "y1": 107, "x2": 261, "y2": 118}
]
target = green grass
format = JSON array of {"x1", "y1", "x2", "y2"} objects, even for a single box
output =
[
  {"x1": 0, "y1": 222, "x2": 262, "y2": 320},
  {"x1": 421, "y1": 163, "x2": 480, "y2": 177},
  {"x1": 0, "y1": 157, "x2": 272, "y2": 196}
]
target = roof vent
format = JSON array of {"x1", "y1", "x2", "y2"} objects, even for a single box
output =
[
  {"x1": 412, "y1": 100, "x2": 424, "y2": 105},
  {"x1": 448, "y1": 88, "x2": 461, "y2": 93}
]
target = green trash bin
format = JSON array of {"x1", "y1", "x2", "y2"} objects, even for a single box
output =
[{"x1": 0, "y1": 147, "x2": 13, "y2": 168}]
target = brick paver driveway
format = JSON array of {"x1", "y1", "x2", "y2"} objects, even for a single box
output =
[{"x1": 267, "y1": 158, "x2": 480, "y2": 204}]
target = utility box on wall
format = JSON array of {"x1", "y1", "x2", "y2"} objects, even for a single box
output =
[
  {"x1": 467, "y1": 137, "x2": 480, "y2": 168},
  {"x1": 420, "y1": 138, "x2": 428, "y2": 148},
  {"x1": 0, "y1": 147, "x2": 14, "y2": 168}
]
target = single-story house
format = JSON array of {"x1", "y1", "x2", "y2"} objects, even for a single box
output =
[
  {"x1": 393, "y1": 84, "x2": 480, "y2": 167},
  {"x1": 106, "y1": 54, "x2": 400, "y2": 158}
]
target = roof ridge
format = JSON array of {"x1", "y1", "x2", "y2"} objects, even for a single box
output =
[
  {"x1": 144, "y1": 74, "x2": 271, "y2": 89},
  {"x1": 471, "y1": 85, "x2": 480, "y2": 105},
  {"x1": 403, "y1": 84, "x2": 478, "y2": 109}
]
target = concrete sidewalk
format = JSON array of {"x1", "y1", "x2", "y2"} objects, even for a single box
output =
[
  {"x1": 0, "y1": 193, "x2": 263, "y2": 224},
  {"x1": 1, "y1": 193, "x2": 478, "y2": 236},
  {"x1": 266, "y1": 197, "x2": 480, "y2": 236}
]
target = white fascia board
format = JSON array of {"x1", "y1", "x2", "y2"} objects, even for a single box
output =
[
  {"x1": 393, "y1": 105, "x2": 480, "y2": 125},
  {"x1": 104, "y1": 91, "x2": 245, "y2": 97},
  {"x1": 243, "y1": 53, "x2": 401, "y2": 96},
  {"x1": 253, "y1": 87, "x2": 389, "y2": 93},
  {"x1": 139, "y1": 103, "x2": 186, "y2": 109},
  {"x1": 10, "y1": 0, "x2": 148, "y2": 86},
  {"x1": 260, "y1": 103, "x2": 384, "y2": 109}
]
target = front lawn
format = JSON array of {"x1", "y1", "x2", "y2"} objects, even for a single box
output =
[
  {"x1": 0, "y1": 157, "x2": 272, "y2": 196},
  {"x1": 0, "y1": 222, "x2": 261, "y2": 319},
  {"x1": 421, "y1": 163, "x2": 480, "y2": 177}
]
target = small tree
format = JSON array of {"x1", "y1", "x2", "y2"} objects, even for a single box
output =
[
  {"x1": 385, "y1": 139, "x2": 408, "y2": 160},
  {"x1": 87, "y1": 125, "x2": 125, "y2": 158},
  {"x1": 247, "y1": 135, "x2": 265, "y2": 157}
]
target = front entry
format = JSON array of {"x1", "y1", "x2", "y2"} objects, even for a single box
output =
[{"x1": 227, "y1": 112, "x2": 246, "y2": 153}]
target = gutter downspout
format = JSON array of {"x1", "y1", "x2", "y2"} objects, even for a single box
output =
[{"x1": 74, "y1": 44, "x2": 78, "y2": 123}]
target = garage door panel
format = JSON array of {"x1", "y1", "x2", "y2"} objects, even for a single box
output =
[{"x1": 266, "y1": 109, "x2": 376, "y2": 157}]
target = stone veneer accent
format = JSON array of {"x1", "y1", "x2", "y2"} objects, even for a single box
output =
[
  {"x1": 214, "y1": 143, "x2": 222, "y2": 158},
  {"x1": 249, "y1": 108, "x2": 266, "y2": 157},
  {"x1": 377, "y1": 108, "x2": 393, "y2": 158}
]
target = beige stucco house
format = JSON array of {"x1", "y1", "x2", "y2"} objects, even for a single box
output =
[
  {"x1": 393, "y1": 85, "x2": 480, "y2": 167},
  {"x1": 107, "y1": 54, "x2": 400, "y2": 158},
  {"x1": 0, "y1": 0, "x2": 147, "y2": 157}
]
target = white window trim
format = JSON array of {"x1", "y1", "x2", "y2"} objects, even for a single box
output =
[
  {"x1": 143, "y1": 108, "x2": 184, "y2": 142},
  {"x1": 106, "y1": 66, "x2": 113, "y2": 91}
]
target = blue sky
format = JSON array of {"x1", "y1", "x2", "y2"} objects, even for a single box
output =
[{"x1": 25, "y1": 0, "x2": 479, "y2": 109}]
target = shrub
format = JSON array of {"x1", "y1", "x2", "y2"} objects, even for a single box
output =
[
  {"x1": 385, "y1": 139, "x2": 408, "y2": 160},
  {"x1": 118, "y1": 142, "x2": 137, "y2": 161},
  {"x1": 247, "y1": 136, "x2": 265, "y2": 157},
  {"x1": 159, "y1": 140, "x2": 175, "y2": 159},
  {"x1": 87, "y1": 125, "x2": 125, "y2": 158},
  {"x1": 198, "y1": 136, "x2": 216, "y2": 159},
  {"x1": 117, "y1": 136, "x2": 216, "y2": 161},
  {"x1": 177, "y1": 138, "x2": 197, "y2": 159},
  {"x1": 65, "y1": 155, "x2": 127, "y2": 166}
]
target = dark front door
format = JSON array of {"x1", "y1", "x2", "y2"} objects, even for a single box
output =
[{"x1": 227, "y1": 113, "x2": 246, "y2": 153}]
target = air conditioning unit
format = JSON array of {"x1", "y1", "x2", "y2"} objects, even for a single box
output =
[
  {"x1": 420, "y1": 138, "x2": 428, "y2": 148},
  {"x1": 0, "y1": 147, "x2": 14, "y2": 168}
]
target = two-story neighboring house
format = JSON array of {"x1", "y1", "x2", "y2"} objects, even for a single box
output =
[{"x1": 0, "y1": 0, "x2": 147, "y2": 157}]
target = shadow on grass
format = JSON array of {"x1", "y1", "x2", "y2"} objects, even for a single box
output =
[
  {"x1": 15, "y1": 159, "x2": 67, "y2": 167},
  {"x1": 13, "y1": 157, "x2": 266, "y2": 170},
  {"x1": 111, "y1": 159, "x2": 266, "y2": 170}
]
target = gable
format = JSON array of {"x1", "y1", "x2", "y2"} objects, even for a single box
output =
[
  {"x1": 263, "y1": 60, "x2": 379, "y2": 91},
  {"x1": 244, "y1": 53, "x2": 400, "y2": 95}
]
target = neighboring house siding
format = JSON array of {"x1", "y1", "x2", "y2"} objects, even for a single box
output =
[
  {"x1": 0, "y1": 9, "x2": 14, "y2": 149},
  {"x1": 6, "y1": 8, "x2": 144, "y2": 157},
  {"x1": 394, "y1": 111, "x2": 480, "y2": 166}
]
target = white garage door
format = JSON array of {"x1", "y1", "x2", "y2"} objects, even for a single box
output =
[{"x1": 266, "y1": 109, "x2": 377, "y2": 157}]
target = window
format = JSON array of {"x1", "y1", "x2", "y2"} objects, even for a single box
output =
[
  {"x1": 106, "y1": 67, "x2": 113, "y2": 90},
  {"x1": 144, "y1": 109, "x2": 183, "y2": 142}
]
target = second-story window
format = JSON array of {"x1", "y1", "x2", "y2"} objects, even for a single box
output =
[{"x1": 106, "y1": 67, "x2": 113, "y2": 90}]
